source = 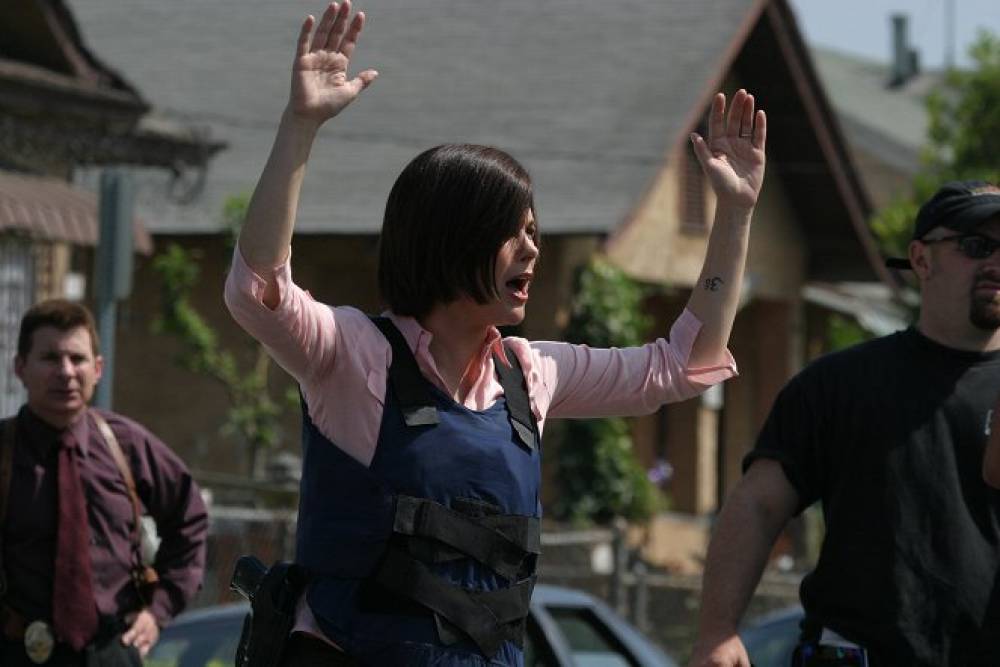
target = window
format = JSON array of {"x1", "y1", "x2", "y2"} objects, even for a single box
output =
[{"x1": 0, "y1": 237, "x2": 33, "y2": 416}]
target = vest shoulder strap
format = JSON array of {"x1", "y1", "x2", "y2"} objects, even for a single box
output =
[
  {"x1": 494, "y1": 343, "x2": 537, "y2": 450},
  {"x1": 370, "y1": 317, "x2": 440, "y2": 427}
]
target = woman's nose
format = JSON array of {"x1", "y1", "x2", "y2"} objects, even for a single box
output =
[{"x1": 521, "y1": 232, "x2": 539, "y2": 260}]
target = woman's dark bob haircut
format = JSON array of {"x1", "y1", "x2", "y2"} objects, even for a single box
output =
[{"x1": 378, "y1": 144, "x2": 538, "y2": 319}]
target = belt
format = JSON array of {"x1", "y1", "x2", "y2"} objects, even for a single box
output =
[{"x1": 1, "y1": 606, "x2": 127, "y2": 645}]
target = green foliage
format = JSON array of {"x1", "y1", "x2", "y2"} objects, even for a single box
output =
[
  {"x1": 222, "y1": 192, "x2": 252, "y2": 252},
  {"x1": 152, "y1": 194, "x2": 294, "y2": 478},
  {"x1": 925, "y1": 31, "x2": 1000, "y2": 176},
  {"x1": 564, "y1": 257, "x2": 652, "y2": 347},
  {"x1": 553, "y1": 257, "x2": 663, "y2": 525},
  {"x1": 870, "y1": 32, "x2": 1000, "y2": 259},
  {"x1": 553, "y1": 417, "x2": 663, "y2": 524},
  {"x1": 826, "y1": 314, "x2": 874, "y2": 352}
]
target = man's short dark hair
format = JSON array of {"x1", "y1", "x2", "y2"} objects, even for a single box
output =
[
  {"x1": 18, "y1": 299, "x2": 100, "y2": 358},
  {"x1": 378, "y1": 144, "x2": 538, "y2": 319}
]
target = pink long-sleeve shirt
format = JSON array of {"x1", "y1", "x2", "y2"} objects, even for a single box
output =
[
  {"x1": 224, "y1": 248, "x2": 737, "y2": 465},
  {"x1": 224, "y1": 247, "x2": 737, "y2": 640}
]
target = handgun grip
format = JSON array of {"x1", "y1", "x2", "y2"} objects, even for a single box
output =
[{"x1": 230, "y1": 555, "x2": 268, "y2": 602}]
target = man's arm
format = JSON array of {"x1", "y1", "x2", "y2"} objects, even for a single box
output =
[{"x1": 687, "y1": 459, "x2": 799, "y2": 667}]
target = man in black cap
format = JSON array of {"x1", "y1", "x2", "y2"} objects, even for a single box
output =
[{"x1": 688, "y1": 180, "x2": 1000, "y2": 667}]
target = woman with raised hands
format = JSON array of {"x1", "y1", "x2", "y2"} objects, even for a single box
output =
[{"x1": 225, "y1": 2, "x2": 767, "y2": 665}]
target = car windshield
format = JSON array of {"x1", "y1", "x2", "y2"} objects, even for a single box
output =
[
  {"x1": 145, "y1": 615, "x2": 242, "y2": 667},
  {"x1": 547, "y1": 607, "x2": 639, "y2": 667}
]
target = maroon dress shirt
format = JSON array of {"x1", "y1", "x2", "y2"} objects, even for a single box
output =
[{"x1": 3, "y1": 406, "x2": 208, "y2": 627}]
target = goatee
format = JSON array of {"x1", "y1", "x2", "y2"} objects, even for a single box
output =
[{"x1": 970, "y1": 293, "x2": 1000, "y2": 330}]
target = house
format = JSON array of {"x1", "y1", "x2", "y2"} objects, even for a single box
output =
[
  {"x1": 810, "y1": 14, "x2": 941, "y2": 209},
  {"x1": 0, "y1": 0, "x2": 223, "y2": 415},
  {"x1": 68, "y1": 0, "x2": 893, "y2": 561}
]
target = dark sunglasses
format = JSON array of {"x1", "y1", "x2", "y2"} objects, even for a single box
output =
[{"x1": 920, "y1": 234, "x2": 1000, "y2": 260}]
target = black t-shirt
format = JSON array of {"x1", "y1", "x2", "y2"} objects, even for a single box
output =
[{"x1": 745, "y1": 328, "x2": 1000, "y2": 666}]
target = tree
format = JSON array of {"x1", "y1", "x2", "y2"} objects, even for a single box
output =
[
  {"x1": 152, "y1": 193, "x2": 296, "y2": 479},
  {"x1": 871, "y1": 31, "x2": 1000, "y2": 258},
  {"x1": 552, "y1": 257, "x2": 665, "y2": 525}
]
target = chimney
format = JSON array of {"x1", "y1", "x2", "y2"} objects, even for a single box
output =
[{"x1": 889, "y1": 14, "x2": 920, "y2": 87}]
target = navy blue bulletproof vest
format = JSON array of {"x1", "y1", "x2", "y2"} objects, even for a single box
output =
[{"x1": 295, "y1": 318, "x2": 542, "y2": 666}]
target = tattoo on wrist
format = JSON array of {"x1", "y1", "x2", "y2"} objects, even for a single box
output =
[{"x1": 703, "y1": 276, "x2": 725, "y2": 292}]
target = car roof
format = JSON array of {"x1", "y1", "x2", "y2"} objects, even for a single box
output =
[
  {"x1": 531, "y1": 583, "x2": 599, "y2": 607},
  {"x1": 171, "y1": 584, "x2": 601, "y2": 627}
]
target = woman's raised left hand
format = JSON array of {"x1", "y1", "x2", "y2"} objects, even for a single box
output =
[{"x1": 690, "y1": 89, "x2": 766, "y2": 211}]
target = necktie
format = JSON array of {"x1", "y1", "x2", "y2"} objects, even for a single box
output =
[{"x1": 51, "y1": 430, "x2": 99, "y2": 651}]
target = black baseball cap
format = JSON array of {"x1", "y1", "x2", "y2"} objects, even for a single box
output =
[{"x1": 885, "y1": 180, "x2": 1000, "y2": 270}]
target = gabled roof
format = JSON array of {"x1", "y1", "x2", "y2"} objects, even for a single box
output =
[
  {"x1": 736, "y1": 0, "x2": 891, "y2": 284},
  {"x1": 809, "y1": 47, "x2": 942, "y2": 209},
  {"x1": 67, "y1": 0, "x2": 892, "y2": 287},
  {"x1": 68, "y1": 0, "x2": 762, "y2": 235},
  {"x1": 811, "y1": 47, "x2": 939, "y2": 166},
  {"x1": 606, "y1": 0, "x2": 892, "y2": 284}
]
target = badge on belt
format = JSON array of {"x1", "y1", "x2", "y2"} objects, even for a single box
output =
[{"x1": 24, "y1": 620, "x2": 55, "y2": 664}]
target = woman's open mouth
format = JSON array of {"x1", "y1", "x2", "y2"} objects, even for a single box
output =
[{"x1": 505, "y1": 274, "x2": 532, "y2": 301}]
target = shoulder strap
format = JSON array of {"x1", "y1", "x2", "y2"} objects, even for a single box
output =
[
  {"x1": 494, "y1": 344, "x2": 537, "y2": 451},
  {"x1": 0, "y1": 417, "x2": 15, "y2": 597},
  {"x1": 370, "y1": 317, "x2": 440, "y2": 427},
  {"x1": 90, "y1": 411, "x2": 143, "y2": 546},
  {"x1": 89, "y1": 411, "x2": 159, "y2": 594}
]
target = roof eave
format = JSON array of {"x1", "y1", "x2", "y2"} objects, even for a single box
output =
[{"x1": 762, "y1": 0, "x2": 899, "y2": 292}]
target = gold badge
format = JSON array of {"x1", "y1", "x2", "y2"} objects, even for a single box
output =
[{"x1": 24, "y1": 620, "x2": 55, "y2": 664}]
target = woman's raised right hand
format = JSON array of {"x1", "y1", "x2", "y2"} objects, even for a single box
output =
[{"x1": 289, "y1": 1, "x2": 378, "y2": 125}]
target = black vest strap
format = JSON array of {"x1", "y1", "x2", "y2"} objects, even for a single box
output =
[
  {"x1": 369, "y1": 317, "x2": 539, "y2": 451},
  {"x1": 494, "y1": 345, "x2": 537, "y2": 451},
  {"x1": 393, "y1": 495, "x2": 540, "y2": 580},
  {"x1": 370, "y1": 317, "x2": 439, "y2": 426},
  {"x1": 374, "y1": 548, "x2": 535, "y2": 657}
]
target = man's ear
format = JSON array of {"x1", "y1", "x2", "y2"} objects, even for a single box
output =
[
  {"x1": 94, "y1": 355, "x2": 104, "y2": 383},
  {"x1": 13, "y1": 355, "x2": 23, "y2": 383},
  {"x1": 909, "y1": 239, "x2": 932, "y2": 281}
]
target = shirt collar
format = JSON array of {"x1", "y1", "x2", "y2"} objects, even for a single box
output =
[
  {"x1": 386, "y1": 312, "x2": 510, "y2": 366},
  {"x1": 19, "y1": 406, "x2": 91, "y2": 457}
]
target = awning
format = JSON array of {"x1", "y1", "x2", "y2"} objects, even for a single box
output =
[
  {"x1": 0, "y1": 170, "x2": 152, "y2": 254},
  {"x1": 803, "y1": 281, "x2": 914, "y2": 336}
]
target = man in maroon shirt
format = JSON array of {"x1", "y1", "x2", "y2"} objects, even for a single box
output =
[{"x1": 1, "y1": 300, "x2": 208, "y2": 666}]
